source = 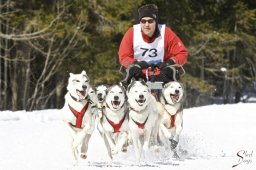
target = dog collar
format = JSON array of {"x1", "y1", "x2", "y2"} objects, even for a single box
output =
[{"x1": 70, "y1": 93, "x2": 80, "y2": 102}]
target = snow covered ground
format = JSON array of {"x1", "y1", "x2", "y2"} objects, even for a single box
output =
[{"x1": 0, "y1": 103, "x2": 256, "y2": 170}]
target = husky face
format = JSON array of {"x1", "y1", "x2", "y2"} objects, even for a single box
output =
[
  {"x1": 96, "y1": 85, "x2": 108, "y2": 103},
  {"x1": 67, "y1": 70, "x2": 90, "y2": 100},
  {"x1": 127, "y1": 81, "x2": 151, "y2": 111},
  {"x1": 162, "y1": 81, "x2": 184, "y2": 104},
  {"x1": 105, "y1": 85, "x2": 126, "y2": 111}
]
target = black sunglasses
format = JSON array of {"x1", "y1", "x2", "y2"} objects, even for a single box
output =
[{"x1": 140, "y1": 19, "x2": 154, "y2": 24}]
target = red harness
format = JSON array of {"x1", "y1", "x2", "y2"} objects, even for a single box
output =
[
  {"x1": 68, "y1": 102, "x2": 89, "y2": 128},
  {"x1": 131, "y1": 116, "x2": 149, "y2": 129},
  {"x1": 166, "y1": 110, "x2": 177, "y2": 128},
  {"x1": 104, "y1": 113, "x2": 127, "y2": 133}
]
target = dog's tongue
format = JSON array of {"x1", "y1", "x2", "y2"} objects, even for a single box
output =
[
  {"x1": 170, "y1": 94, "x2": 179, "y2": 102},
  {"x1": 113, "y1": 100, "x2": 120, "y2": 106},
  {"x1": 138, "y1": 99, "x2": 145, "y2": 103},
  {"x1": 77, "y1": 90, "x2": 86, "y2": 98}
]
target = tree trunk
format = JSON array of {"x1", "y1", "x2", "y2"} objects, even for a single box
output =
[
  {"x1": 23, "y1": 51, "x2": 31, "y2": 110},
  {"x1": 3, "y1": 0, "x2": 10, "y2": 110}
]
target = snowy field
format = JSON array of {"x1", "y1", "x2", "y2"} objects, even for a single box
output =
[{"x1": 0, "y1": 103, "x2": 256, "y2": 170}]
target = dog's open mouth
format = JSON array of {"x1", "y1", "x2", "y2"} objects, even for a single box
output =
[
  {"x1": 136, "y1": 99, "x2": 146, "y2": 106},
  {"x1": 170, "y1": 94, "x2": 179, "y2": 103},
  {"x1": 111, "y1": 100, "x2": 121, "y2": 109},
  {"x1": 76, "y1": 89, "x2": 86, "y2": 99},
  {"x1": 98, "y1": 97, "x2": 104, "y2": 103}
]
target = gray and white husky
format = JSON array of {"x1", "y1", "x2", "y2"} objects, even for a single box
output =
[
  {"x1": 158, "y1": 81, "x2": 185, "y2": 158},
  {"x1": 127, "y1": 80, "x2": 159, "y2": 163},
  {"x1": 97, "y1": 84, "x2": 129, "y2": 166}
]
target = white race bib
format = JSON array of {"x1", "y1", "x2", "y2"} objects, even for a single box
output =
[{"x1": 133, "y1": 24, "x2": 165, "y2": 65}]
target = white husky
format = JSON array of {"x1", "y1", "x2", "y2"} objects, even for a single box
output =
[
  {"x1": 97, "y1": 85, "x2": 129, "y2": 165},
  {"x1": 158, "y1": 81, "x2": 185, "y2": 158},
  {"x1": 127, "y1": 80, "x2": 159, "y2": 163},
  {"x1": 95, "y1": 85, "x2": 108, "y2": 117},
  {"x1": 62, "y1": 70, "x2": 97, "y2": 165}
]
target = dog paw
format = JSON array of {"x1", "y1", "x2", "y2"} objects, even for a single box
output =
[
  {"x1": 169, "y1": 139, "x2": 178, "y2": 149},
  {"x1": 121, "y1": 147, "x2": 127, "y2": 152},
  {"x1": 80, "y1": 153, "x2": 87, "y2": 159},
  {"x1": 107, "y1": 159, "x2": 113, "y2": 167}
]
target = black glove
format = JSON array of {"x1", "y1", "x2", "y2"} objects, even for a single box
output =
[
  {"x1": 134, "y1": 61, "x2": 149, "y2": 69},
  {"x1": 160, "y1": 59, "x2": 176, "y2": 69},
  {"x1": 128, "y1": 64, "x2": 142, "y2": 77},
  {"x1": 160, "y1": 59, "x2": 180, "y2": 82},
  {"x1": 124, "y1": 64, "x2": 146, "y2": 84}
]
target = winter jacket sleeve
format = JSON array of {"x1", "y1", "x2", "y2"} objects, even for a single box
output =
[
  {"x1": 118, "y1": 27, "x2": 135, "y2": 68},
  {"x1": 164, "y1": 27, "x2": 188, "y2": 65}
]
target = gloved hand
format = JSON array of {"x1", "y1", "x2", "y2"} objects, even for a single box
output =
[
  {"x1": 160, "y1": 59, "x2": 176, "y2": 69},
  {"x1": 134, "y1": 61, "x2": 149, "y2": 69},
  {"x1": 128, "y1": 64, "x2": 142, "y2": 77},
  {"x1": 160, "y1": 59, "x2": 180, "y2": 82}
]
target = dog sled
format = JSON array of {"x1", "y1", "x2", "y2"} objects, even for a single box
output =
[{"x1": 120, "y1": 63, "x2": 186, "y2": 100}]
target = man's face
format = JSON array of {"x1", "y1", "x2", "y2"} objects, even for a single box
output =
[{"x1": 140, "y1": 17, "x2": 156, "y2": 38}]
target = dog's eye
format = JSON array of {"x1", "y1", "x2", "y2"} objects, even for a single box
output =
[
  {"x1": 73, "y1": 80, "x2": 80, "y2": 83},
  {"x1": 119, "y1": 92, "x2": 123, "y2": 94},
  {"x1": 110, "y1": 91, "x2": 114, "y2": 93}
]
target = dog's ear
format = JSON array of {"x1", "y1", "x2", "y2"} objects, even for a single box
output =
[
  {"x1": 81, "y1": 70, "x2": 87, "y2": 76},
  {"x1": 139, "y1": 79, "x2": 147, "y2": 86},
  {"x1": 163, "y1": 81, "x2": 172, "y2": 89},
  {"x1": 69, "y1": 73, "x2": 74, "y2": 77},
  {"x1": 130, "y1": 77, "x2": 136, "y2": 84},
  {"x1": 103, "y1": 85, "x2": 108, "y2": 92},
  {"x1": 119, "y1": 82, "x2": 127, "y2": 90},
  {"x1": 106, "y1": 86, "x2": 113, "y2": 95}
]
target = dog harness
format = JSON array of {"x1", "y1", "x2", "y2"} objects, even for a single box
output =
[
  {"x1": 104, "y1": 113, "x2": 126, "y2": 133},
  {"x1": 131, "y1": 116, "x2": 149, "y2": 129},
  {"x1": 68, "y1": 102, "x2": 89, "y2": 128},
  {"x1": 165, "y1": 108, "x2": 181, "y2": 128}
]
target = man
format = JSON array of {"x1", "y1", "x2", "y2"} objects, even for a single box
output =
[{"x1": 118, "y1": 4, "x2": 188, "y2": 85}]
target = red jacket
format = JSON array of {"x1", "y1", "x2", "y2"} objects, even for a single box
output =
[{"x1": 118, "y1": 26, "x2": 188, "y2": 68}]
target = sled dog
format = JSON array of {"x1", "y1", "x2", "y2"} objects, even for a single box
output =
[
  {"x1": 95, "y1": 85, "x2": 108, "y2": 117},
  {"x1": 97, "y1": 84, "x2": 129, "y2": 165},
  {"x1": 127, "y1": 80, "x2": 159, "y2": 163},
  {"x1": 158, "y1": 81, "x2": 185, "y2": 156},
  {"x1": 62, "y1": 70, "x2": 97, "y2": 165}
]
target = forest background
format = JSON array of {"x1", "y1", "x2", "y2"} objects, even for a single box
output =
[{"x1": 0, "y1": 0, "x2": 255, "y2": 111}]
